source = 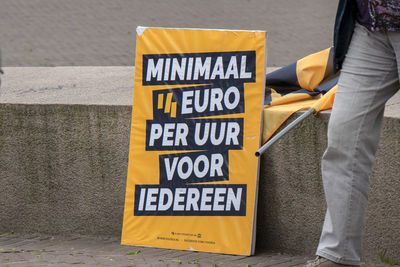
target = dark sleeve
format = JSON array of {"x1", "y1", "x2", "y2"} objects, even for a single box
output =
[{"x1": 333, "y1": 0, "x2": 358, "y2": 73}]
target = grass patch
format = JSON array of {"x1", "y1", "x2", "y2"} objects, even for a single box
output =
[
  {"x1": 0, "y1": 231, "x2": 15, "y2": 237},
  {"x1": 380, "y1": 250, "x2": 400, "y2": 266}
]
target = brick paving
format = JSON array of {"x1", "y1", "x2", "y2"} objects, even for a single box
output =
[
  {"x1": 0, "y1": 234, "x2": 310, "y2": 267},
  {"x1": 0, "y1": 0, "x2": 337, "y2": 68},
  {"x1": 0, "y1": 234, "x2": 391, "y2": 267}
]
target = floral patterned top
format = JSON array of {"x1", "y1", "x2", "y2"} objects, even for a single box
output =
[{"x1": 356, "y1": 0, "x2": 400, "y2": 31}]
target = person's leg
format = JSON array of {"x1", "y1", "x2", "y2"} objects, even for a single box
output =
[
  {"x1": 316, "y1": 23, "x2": 400, "y2": 265},
  {"x1": 391, "y1": 32, "x2": 400, "y2": 84}
]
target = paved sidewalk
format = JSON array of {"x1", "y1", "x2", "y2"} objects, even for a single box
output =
[
  {"x1": 0, "y1": 0, "x2": 337, "y2": 68},
  {"x1": 0, "y1": 234, "x2": 309, "y2": 267},
  {"x1": 0, "y1": 234, "x2": 390, "y2": 267}
]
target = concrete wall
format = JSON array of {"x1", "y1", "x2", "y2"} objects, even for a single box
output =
[
  {"x1": 0, "y1": 104, "x2": 130, "y2": 236},
  {"x1": 1, "y1": 67, "x2": 399, "y2": 261}
]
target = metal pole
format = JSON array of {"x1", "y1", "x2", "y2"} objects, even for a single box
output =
[{"x1": 255, "y1": 108, "x2": 315, "y2": 157}]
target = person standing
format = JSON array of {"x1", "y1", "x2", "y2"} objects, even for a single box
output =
[
  {"x1": 305, "y1": 0, "x2": 400, "y2": 266},
  {"x1": 0, "y1": 49, "x2": 3, "y2": 87}
]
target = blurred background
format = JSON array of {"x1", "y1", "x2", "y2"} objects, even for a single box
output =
[{"x1": 0, "y1": 0, "x2": 338, "y2": 67}]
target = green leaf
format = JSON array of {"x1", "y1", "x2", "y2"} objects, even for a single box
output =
[
  {"x1": 127, "y1": 250, "x2": 141, "y2": 255},
  {"x1": 172, "y1": 259, "x2": 183, "y2": 264}
]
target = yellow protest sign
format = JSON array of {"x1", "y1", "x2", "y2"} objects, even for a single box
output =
[{"x1": 121, "y1": 27, "x2": 266, "y2": 255}]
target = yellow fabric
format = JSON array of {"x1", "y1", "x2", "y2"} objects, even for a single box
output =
[
  {"x1": 262, "y1": 86, "x2": 337, "y2": 143},
  {"x1": 262, "y1": 47, "x2": 337, "y2": 144},
  {"x1": 268, "y1": 89, "x2": 314, "y2": 106},
  {"x1": 262, "y1": 96, "x2": 324, "y2": 143},
  {"x1": 296, "y1": 48, "x2": 331, "y2": 91},
  {"x1": 312, "y1": 85, "x2": 337, "y2": 112}
]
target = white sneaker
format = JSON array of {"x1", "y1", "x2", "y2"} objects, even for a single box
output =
[{"x1": 303, "y1": 256, "x2": 357, "y2": 267}]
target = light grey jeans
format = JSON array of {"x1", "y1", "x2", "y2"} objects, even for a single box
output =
[{"x1": 316, "y1": 23, "x2": 400, "y2": 265}]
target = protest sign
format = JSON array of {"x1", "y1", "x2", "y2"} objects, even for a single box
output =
[{"x1": 122, "y1": 27, "x2": 266, "y2": 255}]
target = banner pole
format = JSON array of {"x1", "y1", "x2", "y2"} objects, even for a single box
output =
[{"x1": 255, "y1": 108, "x2": 315, "y2": 157}]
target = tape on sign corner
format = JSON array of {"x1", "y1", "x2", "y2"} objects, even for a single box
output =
[{"x1": 136, "y1": 26, "x2": 147, "y2": 36}]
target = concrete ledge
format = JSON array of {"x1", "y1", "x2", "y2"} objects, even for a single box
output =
[{"x1": 1, "y1": 67, "x2": 399, "y2": 261}]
